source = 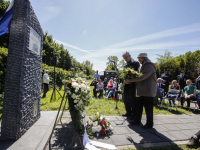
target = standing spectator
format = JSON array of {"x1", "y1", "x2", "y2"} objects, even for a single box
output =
[
  {"x1": 42, "y1": 70, "x2": 51, "y2": 98},
  {"x1": 181, "y1": 79, "x2": 197, "y2": 110},
  {"x1": 177, "y1": 70, "x2": 188, "y2": 91},
  {"x1": 115, "y1": 79, "x2": 124, "y2": 101},
  {"x1": 113, "y1": 78, "x2": 118, "y2": 91},
  {"x1": 96, "y1": 79, "x2": 104, "y2": 99},
  {"x1": 103, "y1": 78, "x2": 108, "y2": 94},
  {"x1": 195, "y1": 72, "x2": 200, "y2": 90},
  {"x1": 105, "y1": 79, "x2": 115, "y2": 99},
  {"x1": 90, "y1": 78, "x2": 98, "y2": 98},
  {"x1": 161, "y1": 70, "x2": 170, "y2": 94},
  {"x1": 59, "y1": 77, "x2": 63, "y2": 90},
  {"x1": 122, "y1": 51, "x2": 140, "y2": 119},
  {"x1": 94, "y1": 70, "x2": 100, "y2": 80},
  {"x1": 124, "y1": 53, "x2": 157, "y2": 128}
]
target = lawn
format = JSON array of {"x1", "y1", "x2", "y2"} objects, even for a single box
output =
[
  {"x1": 39, "y1": 85, "x2": 200, "y2": 116},
  {"x1": 0, "y1": 82, "x2": 200, "y2": 118}
]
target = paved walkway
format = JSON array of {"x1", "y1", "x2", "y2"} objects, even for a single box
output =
[{"x1": 49, "y1": 112, "x2": 200, "y2": 150}]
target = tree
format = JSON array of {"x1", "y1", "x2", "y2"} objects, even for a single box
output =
[
  {"x1": 0, "y1": 0, "x2": 10, "y2": 48},
  {"x1": 105, "y1": 56, "x2": 119, "y2": 71}
]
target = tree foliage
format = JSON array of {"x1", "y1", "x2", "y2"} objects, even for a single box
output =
[
  {"x1": 0, "y1": 0, "x2": 10, "y2": 48},
  {"x1": 156, "y1": 50, "x2": 200, "y2": 82},
  {"x1": 105, "y1": 56, "x2": 119, "y2": 71}
]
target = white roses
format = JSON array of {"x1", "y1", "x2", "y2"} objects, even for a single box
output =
[
  {"x1": 92, "y1": 125, "x2": 102, "y2": 133},
  {"x1": 72, "y1": 82, "x2": 79, "y2": 88}
]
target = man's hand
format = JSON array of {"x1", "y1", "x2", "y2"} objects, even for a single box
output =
[
  {"x1": 124, "y1": 79, "x2": 130, "y2": 84},
  {"x1": 163, "y1": 80, "x2": 166, "y2": 83}
]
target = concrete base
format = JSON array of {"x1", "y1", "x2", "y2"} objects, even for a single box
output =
[{"x1": 0, "y1": 111, "x2": 61, "y2": 150}]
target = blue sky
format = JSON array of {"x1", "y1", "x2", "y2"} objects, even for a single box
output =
[{"x1": 9, "y1": 0, "x2": 200, "y2": 71}]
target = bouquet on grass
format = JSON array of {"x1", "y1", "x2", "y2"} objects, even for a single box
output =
[
  {"x1": 120, "y1": 67, "x2": 142, "y2": 90},
  {"x1": 63, "y1": 71, "x2": 91, "y2": 135},
  {"x1": 86, "y1": 112, "x2": 114, "y2": 139}
]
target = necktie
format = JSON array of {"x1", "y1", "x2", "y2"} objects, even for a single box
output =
[{"x1": 160, "y1": 83, "x2": 161, "y2": 88}]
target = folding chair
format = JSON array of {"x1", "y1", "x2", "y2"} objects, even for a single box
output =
[
  {"x1": 182, "y1": 91, "x2": 199, "y2": 112},
  {"x1": 166, "y1": 89, "x2": 180, "y2": 111}
]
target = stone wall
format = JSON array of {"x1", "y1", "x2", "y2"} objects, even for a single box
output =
[{"x1": 1, "y1": 0, "x2": 43, "y2": 140}]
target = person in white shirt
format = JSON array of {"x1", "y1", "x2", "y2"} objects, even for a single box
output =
[{"x1": 42, "y1": 70, "x2": 51, "y2": 98}]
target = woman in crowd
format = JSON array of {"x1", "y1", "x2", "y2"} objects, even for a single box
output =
[
  {"x1": 170, "y1": 80, "x2": 180, "y2": 90},
  {"x1": 181, "y1": 79, "x2": 197, "y2": 110},
  {"x1": 124, "y1": 53, "x2": 157, "y2": 129},
  {"x1": 105, "y1": 79, "x2": 115, "y2": 99},
  {"x1": 167, "y1": 80, "x2": 180, "y2": 106},
  {"x1": 96, "y1": 79, "x2": 104, "y2": 99}
]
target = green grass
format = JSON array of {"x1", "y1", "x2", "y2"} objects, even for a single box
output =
[
  {"x1": 41, "y1": 87, "x2": 200, "y2": 116},
  {"x1": 123, "y1": 144, "x2": 198, "y2": 150},
  {"x1": 1, "y1": 82, "x2": 200, "y2": 118}
]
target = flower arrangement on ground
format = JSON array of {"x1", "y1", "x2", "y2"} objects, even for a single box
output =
[
  {"x1": 86, "y1": 112, "x2": 114, "y2": 139},
  {"x1": 120, "y1": 67, "x2": 142, "y2": 90},
  {"x1": 63, "y1": 71, "x2": 91, "y2": 135}
]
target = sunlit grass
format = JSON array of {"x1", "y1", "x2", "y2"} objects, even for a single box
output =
[{"x1": 1, "y1": 81, "x2": 200, "y2": 118}]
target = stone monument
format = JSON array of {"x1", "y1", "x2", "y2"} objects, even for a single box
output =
[{"x1": 1, "y1": 0, "x2": 43, "y2": 140}]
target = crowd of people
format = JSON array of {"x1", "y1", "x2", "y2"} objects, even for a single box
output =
[
  {"x1": 91, "y1": 51, "x2": 200, "y2": 147},
  {"x1": 90, "y1": 70, "x2": 123, "y2": 100},
  {"x1": 42, "y1": 51, "x2": 200, "y2": 147}
]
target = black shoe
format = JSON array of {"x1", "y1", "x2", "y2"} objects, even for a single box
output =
[
  {"x1": 122, "y1": 113, "x2": 132, "y2": 117},
  {"x1": 186, "y1": 136, "x2": 199, "y2": 147},
  {"x1": 129, "y1": 120, "x2": 141, "y2": 125},
  {"x1": 142, "y1": 124, "x2": 153, "y2": 129}
]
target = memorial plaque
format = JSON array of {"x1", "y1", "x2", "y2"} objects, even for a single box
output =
[
  {"x1": 1, "y1": 0, "x2": 43, "y2": 140},
  {"x1": 29, "y1": 27, "x2": 41, "y2": 55}
]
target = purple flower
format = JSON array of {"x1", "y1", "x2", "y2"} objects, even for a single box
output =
[
  {"x1": 88, "y1": 125, "x2": 91, "y2": 129},
  {"x1": 107, "y1": 128, "x2": 110, "y2": 131},
  {"x1": 96, "y1": 132, "x2": 99, "y2": 137}
]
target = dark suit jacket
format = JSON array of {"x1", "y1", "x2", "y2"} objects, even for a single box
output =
[
  {"x1": 177, "y1": 75, "x2": 188, "y2": 89},
  {"x1": 157, "y1": 83, "x2": 165, "y2": 90},
  {"x1": 161, "y1": 73, "x2": 170, "y2": 85},
  {"x1": 196, "y1": 76, "x2": 200, "y2": 90}
]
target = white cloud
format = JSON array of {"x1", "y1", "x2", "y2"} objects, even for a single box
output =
[
  {"x1": 54, "y1": 24, "x2": 200, "y2": 71},
  {"x1": 104, "y1": 23, "x2": 200, "y2": 49},
  {"x1": 82, "y1": 29, "x2": 87, "y2": 36},
  {"x1": 80, "y1": 38, "x2": 200, "y2": 60},
  {"x1": 54, "y1": 39, "x2": 92, "y2": 54}
]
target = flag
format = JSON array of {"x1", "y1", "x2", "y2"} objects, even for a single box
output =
[{"x1": 0, "y1": 0, "x2": 14, "y2": 36}]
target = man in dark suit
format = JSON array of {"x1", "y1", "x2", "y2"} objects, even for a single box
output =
[
  {"x1": 177, "y1": 70, "x2": 188, "y2": 91},
  {"x1": 122, "y1": 51, "x2": 140, "y2": 119},
  {"x1": 161, "y1": 70, "x2": 170, "y2": 94},
  {"x1": 157, "y1": 78, "x2": 166, "y2": 90},
  {"x1": 156, "y1": 78, "x2": 166, "y2": 103}
]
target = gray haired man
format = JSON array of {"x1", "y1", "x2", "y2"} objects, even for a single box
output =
[{"x1": 122, "y1": 51, "x2": 140, "y2": 119}]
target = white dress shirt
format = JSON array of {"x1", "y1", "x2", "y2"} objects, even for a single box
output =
[{"x1": 43, "y1": 73, "x2": 50, "y2": 84}]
